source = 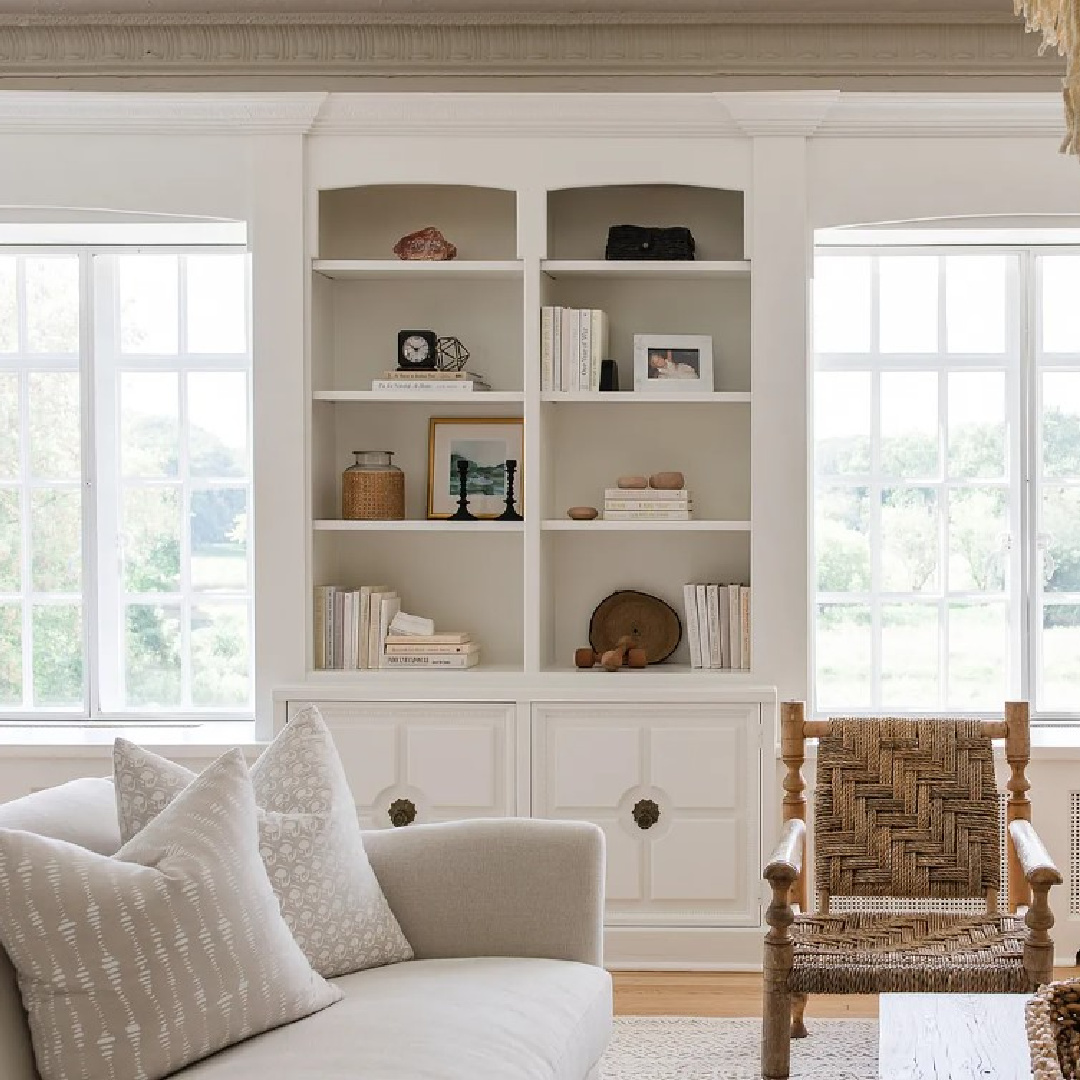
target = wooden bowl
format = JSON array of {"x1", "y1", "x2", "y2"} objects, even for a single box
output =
[{"x1": 567, "y1": 506, "x2": 598, "y2": 520}]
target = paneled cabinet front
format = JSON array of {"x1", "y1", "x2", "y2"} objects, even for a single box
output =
[
  {"x1": 288, "y1": 700, "x2": 516, "y2": 829},
  {"x1": 532, "y1": 702, "x2": 761, "y2": 928}
]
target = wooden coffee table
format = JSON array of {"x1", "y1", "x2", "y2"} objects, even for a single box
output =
[{"x1": 879, "y1": 993, "x2": 1031, "y2": 1079}]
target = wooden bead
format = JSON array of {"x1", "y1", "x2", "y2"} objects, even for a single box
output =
[
  {"x1": 566, "y1": 506, "x2": 598, "y2": 520},
  {"x1": 617, "y1": 475, "x2": 647, "y2": 489},
  {"x1": 649, "y1": 471, "x2": 685, "y2": 490}
]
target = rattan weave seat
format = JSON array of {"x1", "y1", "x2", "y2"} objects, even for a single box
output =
[{"x1": 790, "y1": 912, "x2": 1028, "y2": 995}]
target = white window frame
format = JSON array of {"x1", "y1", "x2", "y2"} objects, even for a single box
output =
[
  {"x1": 0, "y1": 243, "x2": 253, "y2": 721},
  {"x1": 811, "y1": 243, "x2": 1080, "y2": 721}
]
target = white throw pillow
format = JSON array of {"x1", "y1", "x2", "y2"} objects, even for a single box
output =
[
  {"x1": 0, "y1": 748, "x2": 341, "y2": 1080},
  {"x1": 114, "y1": 705, "x2": 413, "y2": 978}
]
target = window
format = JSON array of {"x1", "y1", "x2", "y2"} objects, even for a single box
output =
[
  {"x1": 813, "y1": 247, "x2": 1080, "y2": 718},
  {"x1": 0, "y1": 247, "x2": 252, "y2": 717}
]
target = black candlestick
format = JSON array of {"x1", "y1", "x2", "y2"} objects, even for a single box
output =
[
  {"x1": 497, "y1": 459, "x2": 523, "y2": 521},
  {"x1": 449, "y1": 457, "x2": 477, "y2": 521}
]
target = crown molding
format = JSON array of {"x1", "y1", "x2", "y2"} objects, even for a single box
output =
[
  {"x1": 0, "y1": 13, "x2": 1063, "y2": 80},
  {"x1": 0, "y1": 92, "x2": 325, "y2": 133}
]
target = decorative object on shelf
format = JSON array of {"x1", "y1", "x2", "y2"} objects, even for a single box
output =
[
  {"x1": 1014, "y1": 2, "x2": 1080, "y2": 156},
  {"x1": 374, "y1": 368, "x2": 491, "y2": 392},
  {"x1": 604, "y1": 483, "x2": 692, "y2": 521},
  {"x1": 589, "y1": 589, "x2": 682, "y2": 665},
  {"x1": 428, "y1": 417, "x2": 525, "y2": 519},
  {"x1": 599, "y1": 359, "x2": 619, "y2": 392},
  {"x1": 449, "y1": 458, "x2": 477, "y2": 521},
  {"x1": 617, "y1": 475, "x2": 648, "y2": 490},
  {"x1": 397, "y1": 329, "x2": 439, "y2": 371},
  {"x1": 389, "y1": 611, "x2": 436, "y2": 637},
  {"x1": 540, "y1": 306, "x2": 609, "y2": 392},
  {"x1": 387, "y1": 798, "x2": 417, "y2": 827},
  {"x1": 574, "y1": 635, "x2": 648, "y2": 672},
  {"x1": 1027, "y1": 978, "x2": 1080, "y2": 1080},
  {"x1": 497, "y1": 459, "x2": 524, "y2": 521},
  {"x1": 605, "y1": 224, "x2": 695, "y2": 261},
  {"x1": 392, "y1": 226, "x2": 457, "y2": 261},
  {"x1": 567, "y1": 506, "x2": 598, "y2": 521},
  {"x1": 634, "y1": 334, "x2": 714, "y2": 393},
  {"x1": 632, "y1": 798, "x2": 661, "y2": 830},
  {"x1": 650, "y1": 471, "x2": 685, "y2": 490},
  {"x1": 341, "y1": 450, "x2": 405, "y2": 521},
  {"x1": 436, "y1": 335, "x2": 470, "y2": 371}
]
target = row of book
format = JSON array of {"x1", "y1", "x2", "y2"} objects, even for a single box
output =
[
  {"x1": 603, "y1": 487, "x2": 692, "y2": 521},
  {"x1": 370, "y1": 370, "x2": 491, "y2": 392},
  {"x1": 682, "y1": 583, "x2": 751, "y2": 670},
  {"x1": 540, "y1": 307, "x2": 610, "y2": 392}
]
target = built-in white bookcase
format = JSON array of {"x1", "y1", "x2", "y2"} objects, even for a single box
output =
[{"x1": 308, "y1": 181, "x2": 751, "y2": 676}]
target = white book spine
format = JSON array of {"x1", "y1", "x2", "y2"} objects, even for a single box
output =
[
  {"x1": 578, "y1": 308, "x2": 591, "y2": 392},
  {"x1": 553, "y1": 307, "x2": 564, "y2": 392},
  {"x1": 683, "y1": 584, "x2": 702, "y2": 669},
  {"x1": 378, "y1": 594, "x2": 402, "y2": 668},
  {"x1": 383, "y1": 653, "x2": 480, "y2": 668},
  {"x1": 603, "y1": 499, "x2": 692, "y2": 511},
  {"x1": 560, "y1": 308, "x2": 573, "y2": 392},
  {"x1": 385, "y1": 642, "x2": 478, "y2": 655},
  {"x1": 728, "y1": 584, "x2": 741, "y2": 670},
  {"x1": 695, "y1": 585, "x2": 709, "y2": 674},
  {"x1": 741, "y1": 586, "x2": 751, "y2": 670},
  {"x1": 590, "y1": 310, "x2": 605, "y2": 391},
  {"x1": 343, "y1": 593, "x2": 354, "y2": 671},
  {"x1": 603, "y1": 488, "x2": 688, "y2": 500},
  {"x1": 602, "y1": 509, "x2": 692, "y2": 520},
  {"x1": 371, "y1": 380, "x2": 485, "y2": 392},
  {"x1": 358, "y1": 587, "x2": 371, "y2": 670},
  {"x1": 707, "y1": 584, "x2": 721, "y2": 669},
  {"x1": 719, "y1": 585, "x2": 730, "y2": 669},
  {"x1": 540, "y1": 306, "x2": 553, "y2": 391}
]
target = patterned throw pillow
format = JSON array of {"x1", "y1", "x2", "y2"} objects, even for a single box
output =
[
  {"x1": 0, "y1": 749, "x2": 341, "y2": 1080},
  {"x1": 114, "y1": 705, "x2": 413, "y2": 978}
]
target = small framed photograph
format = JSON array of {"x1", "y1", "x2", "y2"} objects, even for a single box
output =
[
  {"x1": 427, "y1": 417, "x2": 525, "y2": 519},
  {"x1": 633, "y1": 334, "x2": 714, "y2": 393}
]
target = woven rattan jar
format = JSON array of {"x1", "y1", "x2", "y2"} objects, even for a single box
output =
[{"x1": 342, "y1": 450, "x2": 405, "y2": 520}]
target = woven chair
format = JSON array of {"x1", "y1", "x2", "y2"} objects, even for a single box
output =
[{"x1": 761, "y1": 701, "x2": 1062, "y2": 1080}]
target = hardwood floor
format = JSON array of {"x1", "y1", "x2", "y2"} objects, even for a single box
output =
[{"x1": 612, "y1": 968, "x2": 1080, "y2": 1018}]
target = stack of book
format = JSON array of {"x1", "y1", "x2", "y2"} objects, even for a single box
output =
[
  {"x1": 603, "y1": 488, "x2": 692, "y2": 521},
  {"x1": 314, "y1": 584, "x2": 400, "y2": 670},
  {"x1": 540, "y1": 307, "x2": 610, "y2": 392},
  {"x1": 383, "y1": 631, "x2": 479, "y2": 669},
  {"x1": 682, "y1": 583, "x2": 751, "y2": 670},
  {"x1": 371, "y1": 370, "x2": 491, "y2": 392}
]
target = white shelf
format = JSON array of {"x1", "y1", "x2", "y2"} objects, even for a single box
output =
[
  {"x1": 545, "y1": 662, "x2": 754, "y2": 676},
  {"x1": 542, "y1": 519, "x2": 751, "y2": 532},
  {"x1": 542, "y1": 260, "x2": 750, "y2": 280},
  {"x1": 314, "y1": 390, "x2": 525, "y2": 404},
  {"x1": 307, "y1": 664, "x2": 524, "y2": 678},
  {"x1": 313, "y1": 519, "x2": 525, "y2": 533},
  {"x1": 313, "y1": 259, "x2": 523, "y2": 281},
  {"x1": 541, "y1": 391, "x2": 751, "y2": 404}
]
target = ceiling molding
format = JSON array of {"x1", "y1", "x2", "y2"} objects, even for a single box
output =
[
  {"x1": 0, "y1": 93, "x2": 326, "y2": 133},
  {"x1": 0, "y1": 12, "x2": 1064, "y2": 80}
]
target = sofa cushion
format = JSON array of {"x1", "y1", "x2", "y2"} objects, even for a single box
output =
[
  {"x1": 178, "y1": 957, "x2": 612, "y2": 1080},
  {"x1": 0, "y1": 776, "x2": 120, "y2": 854},
  {"x1": 115, "y1": 705, "x2": 413, "y2": 978},
  {"x1": 0, "y1": 749, "x2": 341, "y2": 1080}
]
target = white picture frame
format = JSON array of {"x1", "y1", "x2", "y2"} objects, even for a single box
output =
[{"x1": 633, "y1": 334, "x2": 714, "y2": 393}]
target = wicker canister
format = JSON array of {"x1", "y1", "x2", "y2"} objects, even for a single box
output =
[{"x1": 342, "y1": 450, "x2": 405, "y2": 520}]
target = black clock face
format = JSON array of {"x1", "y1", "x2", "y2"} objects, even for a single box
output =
[{"x1": 398, "y1": 329, "x2": 439, "y2": 370}]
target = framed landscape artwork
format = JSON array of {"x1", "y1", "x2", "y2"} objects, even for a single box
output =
[{"x1": 427, "y1": 417, "x2": 525, "y2": 519}]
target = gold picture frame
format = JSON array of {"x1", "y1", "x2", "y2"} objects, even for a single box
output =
[{"x1": 427, "y1": 417, "x2": 525, "y2": 519}]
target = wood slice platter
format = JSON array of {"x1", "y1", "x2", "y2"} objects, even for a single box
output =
[{"x1": 588, "y1": 589, "x2": 682, "y2": 665}]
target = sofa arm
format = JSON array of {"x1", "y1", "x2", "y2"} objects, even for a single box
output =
[{"x1": 362, "y1": 818, "x2": 605, "y2": 967}]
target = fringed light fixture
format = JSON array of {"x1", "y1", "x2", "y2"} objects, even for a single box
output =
[{"x1": 1015, "y1": 0, "x2": 1080, "y2": 154}]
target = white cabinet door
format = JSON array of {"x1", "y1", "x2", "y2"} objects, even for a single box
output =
[
  {"x1": 532, "y1": 702, "x2": 760, "y2": 927},
  {"x1": 288, "y1": 700, "x2": 516, "y2": 829}
]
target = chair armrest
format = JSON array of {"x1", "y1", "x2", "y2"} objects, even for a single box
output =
[
  {"x1": 1009, "y1": 820, "x2": 1063, "y2": 889},
  {"x1": 763, "y1": 818, "x2": 806, "y2": 885},
  {"x1": 362, "y1": 818, "x2": 605, "y2": 967}
]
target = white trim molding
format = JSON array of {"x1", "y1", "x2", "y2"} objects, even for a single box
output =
[{"x1": 0, "y1": 12, "x2": 1064, "y2": 81}]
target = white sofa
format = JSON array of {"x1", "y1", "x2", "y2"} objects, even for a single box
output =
[{"x1": 0, "y1": 778, "x2": 612, "y2": 1080}]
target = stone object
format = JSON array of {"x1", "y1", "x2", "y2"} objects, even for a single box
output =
[
  {"x1": 617, "y1": 475, "x2": 648, "y2": 489},
  {"x1": 649, "y1": 471, "x2": 685, "y2": 490},
  {"x1": 393, "y1": 227, "x2": 458, "y2": 261},
  {"x1": 567, "y1": 506, "x2": 598, "y2": 520}
]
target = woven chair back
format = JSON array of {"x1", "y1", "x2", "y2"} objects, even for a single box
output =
[{"x1": 815, "y1": 717, "x2": 1000, "y2": 900}]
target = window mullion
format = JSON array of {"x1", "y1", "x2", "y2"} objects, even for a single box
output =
[
  {"x1": 178, "y1": 257, "x2": 193, "y2": 711},
  {"x1": 1021, "y1": 250, "x2": 1040, "y2": 711},
  {"x1": 869, "y1": 255, "x2": 883, "y2": 709},
  {"x1": 79, "y1": 250, "x2": 96, "y2": 719}
]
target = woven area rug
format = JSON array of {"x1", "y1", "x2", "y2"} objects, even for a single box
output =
[{"x1": 600, "y1": 1016, "x2": 878, "y2": 1080}]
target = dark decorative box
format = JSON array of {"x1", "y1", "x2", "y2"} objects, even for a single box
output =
[{"x1": 605, "y1": 225, "x2": 696, "y2": 261}]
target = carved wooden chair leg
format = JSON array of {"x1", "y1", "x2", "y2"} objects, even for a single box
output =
[
  {"x1": 762, "y1": 870, "x2": 797, "y2": 1079},
  {"x1": 1024, "y1": 883, "x2": 1057, "y2": 988},
  {"x1": 762, "y1": 978, "x2": 792, "y2": 1080},
  {"x1": 791, "y1": 993, "x2": 808, "y2": 1039}
]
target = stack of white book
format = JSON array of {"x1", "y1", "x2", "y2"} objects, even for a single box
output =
[
  {"x1": 314, "y1": 584, "x2": 401, "y2": 670},
  {"x1": 371, "y1": 370, "x2": 491, "y2": 392},
  {"x1": 384, "y1": 632, "x2": 479, "y2": 669},
  {"x1": 540, "y1": 307, "x2": 609, "y2": 392},
  {"x1": 682, "y1": 583, "x2": 751, "y2": 670},
  {"x1": 603, "y1": 488, "x2": 692, "y2": 521}
]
